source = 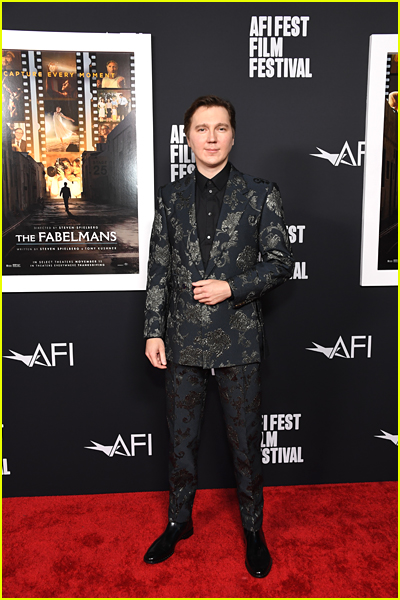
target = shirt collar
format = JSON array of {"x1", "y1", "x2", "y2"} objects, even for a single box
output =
[{"x1": 195, "y1": 161, "x2": 231, "y2": 192}]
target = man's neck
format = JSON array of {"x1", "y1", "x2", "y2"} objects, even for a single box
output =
[{"x1": 195, "y1": 159, "x2": 229, "y2": 180}]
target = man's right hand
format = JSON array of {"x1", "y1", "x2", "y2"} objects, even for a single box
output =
[{"x1": 145, "y1": 338, "x2": 167, "y2": 369}]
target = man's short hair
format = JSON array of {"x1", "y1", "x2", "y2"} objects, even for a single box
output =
[{"x1": 184, "y1": 95, "x2": 236, "y2": 136}]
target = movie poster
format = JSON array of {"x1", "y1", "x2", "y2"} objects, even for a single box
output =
[
  {"x1": 2, "y1": 31, "x2": 154, "y2": 292},
  {"x1": 377, "y1": 52, "x2": 398, "y2": 272},
  {"x1": 361, "y1": 34, "x2": 398, "y2": 286}
]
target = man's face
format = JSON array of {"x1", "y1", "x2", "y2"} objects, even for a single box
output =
[
  {"x1": 100, "y1": 126, "x2": 109, "y2": 136},
  {"x1": 14, "y1": 129, "x2": 23, "y2": 140},
  {"x1": 106, "y1": 62, "x2": 118, "y2": 76},
  {"x1": 186, "y1": 105, "x2": 234, "y2": 175},
  {"x1": 3, "y1": 53, "x2": 13, "y2": 67}
]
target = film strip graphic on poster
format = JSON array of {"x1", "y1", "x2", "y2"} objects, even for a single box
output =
[
  {"x1": 2, "y1": 50, "x2": 33, "y2": 153},
  {"x1": 2, "y1": 48, "x2": 138, "y2": 277},
  {"x1": 385, "y1": 53, "x2": 393, "y2": 101},
  {"x1": 88, "y1": 52, "x2": 136, "y2": 148}
]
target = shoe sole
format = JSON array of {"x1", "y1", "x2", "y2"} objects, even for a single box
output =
[
  {"x1": 144, "y1": 528, "x2": 194, "y2": 565},
  {"x1": 245, "y1": 556, "x2": 273, "y2": 578}
]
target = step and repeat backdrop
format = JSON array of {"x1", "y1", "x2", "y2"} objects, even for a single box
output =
[{"x1": 2, "y1": 3, "x2": 397, "y2": 497}]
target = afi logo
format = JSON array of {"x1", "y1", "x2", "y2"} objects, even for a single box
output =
[
  {"x1": 3, "y1": 343, "x2": 74, "y2": 367},
  {"x1": 375, "y1": 430, "x2": 398, "y2": 446},
  {"x1": 85, "y1": 433, "x2": 153, "y2": 457},
  {"x1": 310, "y1": 141, "x2": 365, "y2": 167},
  {"x1": 306, "y1": 335, "x2": 372, "y2": 359}
]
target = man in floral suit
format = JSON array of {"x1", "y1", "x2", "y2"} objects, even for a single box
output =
[{"x1": 143, "y1": 95, "x2": 293, "y2": 577}]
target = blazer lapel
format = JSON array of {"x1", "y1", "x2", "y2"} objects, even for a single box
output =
[
  {"x1": 204, "y1": 166, "x2": 250, "y2": 278},
  {"x1": 174, "y1": 171, "x2": 205, "y2": 279}
]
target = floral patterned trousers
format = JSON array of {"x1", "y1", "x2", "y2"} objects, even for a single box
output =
[{"x1": 166, "y1": 361, "x2": 264, "y2": 532}]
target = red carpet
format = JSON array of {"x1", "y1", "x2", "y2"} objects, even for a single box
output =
[{"x1": 2, "y1": 482, "x2": 397, "y2": 598}]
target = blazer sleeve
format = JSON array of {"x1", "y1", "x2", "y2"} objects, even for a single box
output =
[
  {"x1": 227, "y1": 182, "x2": 294, "y2": 308},
  {"x1": 143, "y1": 187, "x2": 171, "y2": 339}
]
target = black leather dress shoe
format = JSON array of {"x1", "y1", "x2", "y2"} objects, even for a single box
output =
[
  {"x1": 143, "y1": 518, "x2": 193, "y2": 564},
  {"x1": 244, "y1": 528, "x2": 272, "y2": 578}
]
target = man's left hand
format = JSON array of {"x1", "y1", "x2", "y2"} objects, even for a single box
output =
[{"x1": 192, "y1": 279, "x2": 232, "y2": 305}]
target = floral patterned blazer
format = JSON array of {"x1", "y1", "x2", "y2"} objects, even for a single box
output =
[{"x1": 144, "y1": 164, "x2": 294, "y2": 369}]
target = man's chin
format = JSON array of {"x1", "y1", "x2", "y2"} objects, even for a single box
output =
[{"x1": 199, "y1": 156, "x2": 228, "y2": 170}]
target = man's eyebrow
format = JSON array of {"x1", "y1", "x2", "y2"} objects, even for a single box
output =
[{"x1": 194, "y1": 122, "x2": 230, "y2": 128}]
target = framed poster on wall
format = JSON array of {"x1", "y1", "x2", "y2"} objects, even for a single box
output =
[
  {"x1": 360, "y1": 34, "x2": 398, "y2": 286},
  {"x1": 2, "y1": 30, "x2": 154, "y2": 292}
]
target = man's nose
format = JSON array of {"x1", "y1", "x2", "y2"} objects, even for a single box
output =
[{"x1": 207, "y1": 129, "x2": 216, "y2": 142}]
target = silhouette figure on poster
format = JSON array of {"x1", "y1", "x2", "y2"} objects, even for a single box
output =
[{"x1": 60, "y1": 182, "x2": 71, "y2": 213}]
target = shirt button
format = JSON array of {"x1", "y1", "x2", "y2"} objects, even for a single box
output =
[
  {"x1": 207, "y1": 235, "x2": 211, "y2": 240},
  {"x1": 208, "y1": 212, "x2": 212, "y2": 216},
  {"x1": 208, "y1": 189, "x2": 213, "y2": 194}
]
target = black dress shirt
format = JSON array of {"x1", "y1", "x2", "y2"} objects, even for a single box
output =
[{"x1": 195, "y1": 161, "x2": 230, "y2": 268}]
